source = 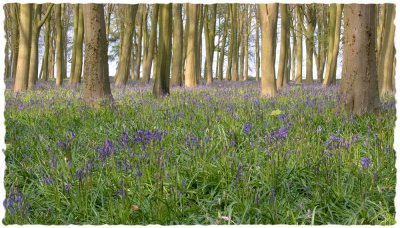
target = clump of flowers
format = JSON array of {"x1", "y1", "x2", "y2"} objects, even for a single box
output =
[{"x1": 3, "y1": 187, "x2": 30, "y2": 222}]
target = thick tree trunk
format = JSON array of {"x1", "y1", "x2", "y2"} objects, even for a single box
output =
[
  {"x1": 295, "y1": 5, "x2": 303, "y2": 84},
  {"x1": 185, "y1": 4, "x2": 199, "y2": 88},
  {"x1": 14, "y1": 4, "x2": 32, "y2": 92},
  {"x1": 171, "y1": 4, "x2": 184, "y2": 87},
  {"x1": 340, "y1": 4, "x2": 379, "y2": 115},
  {"x1": 277, "y1": 4, "x2": 288, "y2": 90},
  {"x1": 153, "y1": 4, "x2": 172, "y2": 97},
  {"x1": 82, "y1": 4, "x2": 113, "y2": 106},
  {"x1": 142, "y1": 5, "x2": 158, "y2": 84},
  {"x1": 115, "y1": 5, "x2": 138, "y2": 86},
  {"x1": 259, "y1": 3, "x2": 278, "y2": 97}
]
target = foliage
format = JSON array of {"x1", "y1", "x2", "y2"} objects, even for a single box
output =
[{"x1": 3, "y1": 80, "x2": 396, "y2": 224}]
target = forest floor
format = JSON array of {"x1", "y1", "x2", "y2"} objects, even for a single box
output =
[{"x1": 3, "y1": 80, "x2": 396, "y2": 224}]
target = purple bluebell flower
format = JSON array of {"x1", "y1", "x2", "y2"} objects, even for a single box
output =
[
  {"x1": 361, "y1": 157, "x2": 371, "y2": 168},
  {"x1": 181, "y1": 179, "x2": 186, "y2": 188},
  {"x1": 137, "y1": 170, "x2": 143, "y2": 177},
  {"x1": 243, "y1": 122, "x2": 251, "y2": 135}
]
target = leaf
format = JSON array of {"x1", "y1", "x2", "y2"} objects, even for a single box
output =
[
  {"x1": 130, "y1": 204, "x2": 140, "y2": 212},
  {"x1": 270, "y1": 109, "x2": 283, "y2": 116}
]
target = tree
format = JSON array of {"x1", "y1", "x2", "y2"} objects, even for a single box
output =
[
  {"x1": 153, "y1": 4, "x2": 172, "y2": 97},
  {"x1": 259, "y1": 3, "x2": 278, "y2": 97},
  {"x1": 55, "y1": 4, "x2": 63, "y2": 87},
  {"x1": 185, "y1": 4, "x2": 199, "y2": 88},
  {"x1": 295, "y1": 5, "x2": 303, "y2": 84},
  {"x1": 142, "y1": 5, "x2": 158, "y2": 83},
  {"x1": 204, "y1": 4, "x2": 217, "y2": 85},
  {"x1": 255, "y1": 6, "x2": 260, "y2": 81},
  {"x1": 70, "y1": 4, "x2": 84, "y2": 85},
  {"x1": 217, "y1": 6, "x2": 228, "y2": 81},
  {"x1": 303, "y1": 4, "x2": 317, "y2": 84},
  {"x1": 171, "y1": 3, "x2": 183, "y2": 87},
  {"x1": 378, "y1": 4, "x2": 395, "y2": 97},
  {"x1": 230, "y1": 4, "x2": 239, "y2": 81},
  {"x1": 115, "y1": 4, "x2": 138, "y2": 86},
  {"x1": 243, "y1": 5, "x2": 251, "y2": 81},
  {"x1": 322, "y1": 4, "x2": 343, "y2": 87},
  {"x1": 82, "y1": 4, "x2": 113, "y2": 106},
  {"x1": 315, "y1": 4, "x2": 328, "y2": 83},
  {"x1": 277, "y1": 4, "x2": 289, "y2": 90},
  {"x1": 14, "y1": 4, "x2": 33, "y2": 92},
  {"x1": 133, "y1": 4, "x2": 145, "y2": 81},
  {"x1": 340, "y1": 4, "x2": 379, "y2": 115}
]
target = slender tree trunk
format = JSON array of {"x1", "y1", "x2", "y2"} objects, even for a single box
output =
[
  {"x1": 171, "y1": 4, "x2": 183, "y2": 87},
  {"x1": 10, "y1": 4, "x2": 19, "y2": 80},
  {"x1": 185, "y1": 4, "x2": 199, "y2": 88},
  {"x1": 14, "y1": 4, "x2": 33, "y2": 92},
  {"x1": 277, "y1": 4, "x2": 288, "y2": 90},
  {"x1": 204, "y1": 4, "x2": 217, "y2": 85},
  {"x1": 290, "y1": 10, "x2": 296, "y2": 81},
  {"x1": 259, "y1": 3, "x2": 278, "y2": 97},
  {"x1": 71, "y1": 5, "x2": 84, "y2": 84},
  {"x1": 295, "y1": 5, "x2": 303, "y2": 84},
  {"x1": 340, "y1": 4, "x2": 379, "y2": 115},
  {"x1": 378, "y1": 4, "x2": 395, "y2": 97},
  {"x1": 231, "y1": 4, "x2": 239, "y2": 81},
  {"x1": 153, "y1": 4, "x2": 172, "y2": 97},
  {"x1": 115, "y1": 5, "x2": 138, "y2": 86},
  {"x1": 82, "y1": 4, "x2": 113, "y2": 106},
  {"x1": 243, "y1": 5, "x2": 250, "y2": 81},
  {"x1": 134, "y1": 5, "x2": 144, "y2": 81},
  {"x1": 330, "y1": 4, "x2": 343, "y2": 85},
  {"x1": 255, "y1": 8, "x2": 260, "y2": 81},
  {"x1": 142, "y1": 5, "x2": 158, "y2": 83},
  {"x1": 69, "y1": 4, "x2": 79, "y2": 83},
  {"x1": 55, "y1": 4, "x2": 63, "y2": 86},
  {"x1": 49, "y1": 23, "x2": 55, "y2": 80},
  {"x1": 182, "y1": 3, "x2": 189, "y2": 82},
  {"x1": 304, "y1": 5, "x2": 316, "y2": 84},
  {"x1": 196, "y1": 5, "x2": 204, "y2": 83},
  {"x1": 218, "y1": 6, "x2": 228, "y2": 81}
]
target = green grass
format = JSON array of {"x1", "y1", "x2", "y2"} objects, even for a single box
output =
[{"x1": 3, "y1": 81, "x2": 396, "y2": 224}]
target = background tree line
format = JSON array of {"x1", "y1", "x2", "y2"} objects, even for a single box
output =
[{"x1": 3, "y1": 3, "x2": 396, "y2": 115}]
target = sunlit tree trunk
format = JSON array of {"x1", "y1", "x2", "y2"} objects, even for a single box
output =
[
  {"x1": 70, "y1": 5, "x2": 84, "y2": 85},
  {"x1": 259, "y1": 3, "x2": 278, "y2": 97},
  {"x1": 231, "y1": 4, "x2": 239, "y2": 81},
  {"x1": 115, "y1": 5, "x2": 138, "y2": 86},
  {"x1": 55, "y1": 4, "x2": 63, "y2": 86},
  {"x1": 185, "y1": 4, "x2": 199, "y2": 88},
  {"x1": 14, "y1": 4, "x2": 33, "y2": 92}
]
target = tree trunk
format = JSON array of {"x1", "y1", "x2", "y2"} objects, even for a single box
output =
[
  {"x1": 142, "y1": 5, "x2": 158, "y2": 83},
  {"x1": 378, "y1": 4, "x2": 395, "y2": 97},
  {"x1": 277, "y1": 4, "x2": 288, "y2": 90},
  {"x1": 243, "y1": 5, "x2": 250, "y2": 81},
  {"x1": 259, "y1": 3, "x2": 278, "y2": 97},
  {"x1": 171, "y1": 4, "x2": 184, "y2": 87},
  {"x1": 115, "y1": 5, "x2": 138, "y2": 86},
  {"x1": 330, "y1": 4, "x2": 343, "y2": 85},
  {"x1": 295, "y1": 5, "x2": 303, "y2": 84},
  {"x1": 69, "y1": 4, "x2": 79, "y2": 84},
  {"x1": 70, "y1": 4, "x2": 84, "y2": 84},
  {"x1": 204, "y1": 4, "x2": 217, "y2": 85},
  {"x1": 55, "y1": 4, "x2": 63, "y2": 86},
  {"x1": 231, "y1": 4, "x2": 239, "y2": 81},
  {"x1": 184, "y1": 4, "x2": 199, "y2": 88},
  {"x1": 340, "y1": 4, "x2": 379, "y2": 115},
  {"x1": 304, "y1": 5, "x2": 316, "y2": 84},
  {"x1": 255, "y1": 7, "x2": 260, "y2": 81},
  {"x1": 153, "y1": 4, "x2": 172, "y2": 97},
  {"x1": 290, "y1": 9, "x2": 296, "y2": 81},
  {"x1": 217, "y1": 6, "x2": 228, "y2": 81},
  {"x1": 83, "y1": 4, "x2": 113, "y2": 106},
  {"x1": 196, "y1": 5, "x2": 204, "y2": 83},
  {"x1": 9, "y1": 4, "x2": 19, "y2": 80},
  {"x1": 14, "y1": 4, "x2": 32, "y2": 92},
  {"x1": 134, "y1": 5, "x2": 144, "y2": 81}
]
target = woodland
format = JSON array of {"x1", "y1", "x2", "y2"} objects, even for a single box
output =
[{"x1": 2, "y1": 3, "x2": 396, "y2": 225}]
